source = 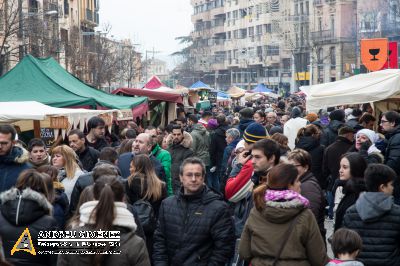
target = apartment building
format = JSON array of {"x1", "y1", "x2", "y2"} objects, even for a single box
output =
[{"x1": 191, "y1": 0, "x2": 398, "y2": 90}]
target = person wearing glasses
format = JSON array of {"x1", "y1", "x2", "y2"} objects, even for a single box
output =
[
  {"x1": 381, "y1": 111, "x2": 400, "y2": 205},
  {"x1": 0, "y1": 125, "x2": 30, "y2": 193},
  {"x1": 153, "y1": 157, "x2": 235, "y2": 265}
]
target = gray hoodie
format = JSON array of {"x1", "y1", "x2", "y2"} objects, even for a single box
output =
[
  {"x1": 356, "y1": 192, "x2": 393, "y2": 222},
  {"x1": 326, "y1": 260, "x2": 364, "y2": 266}
]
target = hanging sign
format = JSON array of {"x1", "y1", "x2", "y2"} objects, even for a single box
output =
[
  {"x1": 50, "y1": 116, "x2": 69, "y2": 129},
  {"x1": 361, "y1": 38, "x2": 388, "y2": 71},
  {"x1": 381, "y1": 41, "x2": 398, "y2": 69}
]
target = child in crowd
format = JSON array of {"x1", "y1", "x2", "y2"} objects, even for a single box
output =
[{"x1": 327, "y1": 228, "x2": 364, "y2": 265}]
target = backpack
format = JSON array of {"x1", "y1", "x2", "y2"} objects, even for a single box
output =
[{"x1": 132, "y1": 199, "x2": 157, "y2": 234}]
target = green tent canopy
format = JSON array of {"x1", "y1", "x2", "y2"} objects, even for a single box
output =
[{"x1": 0, "y1": 55, "x2": 147, "y2": 110}]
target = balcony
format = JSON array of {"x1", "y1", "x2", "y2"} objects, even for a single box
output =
[
  {"x1": 313, "y1": 0, "x2": 323, "y2": 6},
  {"x1": 311, "y1": 30, "x2": 337, "y2": 44}
]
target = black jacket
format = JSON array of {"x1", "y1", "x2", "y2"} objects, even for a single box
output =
[
  {"x1": 295, "y1": 136, "x2": 325, "y2": 188},
  {"x1": 76, "y1": 146, "x2": 99, "y2": 172},
  {"x1": 385, "y1": 126, "x2": 400, "y2": 205},
  {"x1": 0, "y1": 188, "x2": 58, "y2": 266},
  {"x1": 85, "y1": 137, "x2": 109, "y2": 151},
  {"x1": 343, "y1": 192, "x2": 400, "y2": 266},
  {"x1": 320, "y1": 120, "x2": 344, "y2": 147},
  {"x1": 322, "y1": 136, "x2": 353, "y2": 191},
  {"x1": 334, "y1": 178, "x2": 366, "y2": 231},
  {"x1": 209, "y1": 125, "x2": 228, "y2": 169},
  {"x1": 153, "y1": 186, "x2": 235, "y2": 266},
  {"x1": 0, "y1": 146, "x2": 31, "y2": 193},
  {"x1": 167, "y1": 135, "x2": 194, "y2": 194},
  {"x1": 53, "y1": 185, "x2": 69, "y2": 229}
]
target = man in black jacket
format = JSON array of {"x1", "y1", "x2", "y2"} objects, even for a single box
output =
[
  {"x1": 322, "y1": 126, "x2": 355, "y2": 219},
  {"x1": 68, "y1": 129, "x2": 99, "y2": 172},
  {"x1": 320, "y1": 109, "x2": 345, "y2": 147},
  {"x1": 153, "y1": 157, "x2": 235, "y2": 265},
  {"x1": 85, "y1": 116, "x2": 109, "y2": 151},
  {"x1": 209, "y1": 114, "x2": 228, "y2": 191},
  {"x1": 382, "y1": 111, "x2": 400, "y2": 205},
  {"x1": 343, "y1": 164, "x2": 400, "y2": 266}
]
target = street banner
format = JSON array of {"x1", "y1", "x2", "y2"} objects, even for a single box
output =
[
  {"x1": 381, "y1": 41, "x2": 398, "y2": 69},
  {"x1": 361, "y1": 38, "x2": 388, "y2": 71}
]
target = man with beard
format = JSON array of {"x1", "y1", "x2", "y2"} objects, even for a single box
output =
[
  {"x1": 68, "y1": 129, "x2": 100, "y2": 172},
  {"x1": 0, "y1": 125, "x2": 30, "y2": 193},
  {"x1": 168, "y1": 125, "x2": 194, "y2": 194},
  {"x1": 251, "y1": 139, "x2": 281, "y2": 183},
  {"x1": 85, "y1": 116, "x2": 109, "y2": 151},
  {"x1": 27, "y1": 138, "x2": 50, "y2": 168},
  {"x1": 118, "y1": 133, "x2": 165, "y2": 181}
]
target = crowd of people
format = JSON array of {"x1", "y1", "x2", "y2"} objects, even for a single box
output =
[{"x1": 0, "y1": 95, "x2": 399, "y2": 266}]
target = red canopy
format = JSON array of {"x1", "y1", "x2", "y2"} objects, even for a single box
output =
[
  {"x1": 112, "y1": 88, "x2": 183, "y2": 104},
  {"x1": 144, "y1": 76, "x2": 165, "y2": 89}
]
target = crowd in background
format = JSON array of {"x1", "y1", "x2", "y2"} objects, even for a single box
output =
[{"x1": 0, "y1": 94, "x2": 399, "y2": 266}]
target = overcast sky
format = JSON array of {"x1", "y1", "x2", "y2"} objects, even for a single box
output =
[{"x1": 99, "y1": 0, "x2": 193, "y2": 70}]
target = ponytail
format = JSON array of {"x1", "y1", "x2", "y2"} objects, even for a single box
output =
[
  {"x1": 253, "y1": 184, "x2": 268, "y2": 212},
  {"x1": 91, "y1": 184, "x2": 115, "y2": 231}
]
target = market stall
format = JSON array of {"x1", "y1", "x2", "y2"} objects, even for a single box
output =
[
  {"x1": 0, "y1": 55, "x2": 148, "y2": 119},
  {"x1": 0, "y1": 101, "x2": 120, "y2": 145},
  {"x1": 302, "y1": 69, "x2": 400, "y2": 112}
]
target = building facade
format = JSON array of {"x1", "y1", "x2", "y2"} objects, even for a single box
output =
[{"x1": 190, "y1": 0, "x2": 398, "y2": 91}]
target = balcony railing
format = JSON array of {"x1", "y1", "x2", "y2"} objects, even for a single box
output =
[{"x1": 311, "y1": 30, "x2": 336, "y2": 43}]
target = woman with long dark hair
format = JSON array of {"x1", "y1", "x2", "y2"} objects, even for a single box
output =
[
  {"x1": 334, "y1": 152, "x2": 367, "y2": 231},
  {"x1": 239, "y1": 164, "x2": 328, "y2": 266},
  {"x1": 295, "y1": 124, "x2": 325, "y2": 188},
  {"x1": 126, "y1": 154, "x2": 167, "y2": 255},
  {"x1": 57, "y1": 176, "x2": 150, "y2": 266}
]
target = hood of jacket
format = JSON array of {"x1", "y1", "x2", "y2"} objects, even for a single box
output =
[
  {"x1": 262, "y1": 201, "x2": 305, "y2": 224},
  {"x1": 228, "y1": 138, "x2": 240, "y2": 149},
  {"x1": 192, "y1": 123, "x2": 207, "y2": 135},
  {"x1": 328, "y1": 120, "x2": 345, "y2": 133},
  {"x1": 356, "y1": 192, "x2": 393, "y2": 222},
  {"x1": 178, "y1": 185, "x2": 222, "y2": 205},
  {"x1": 238, "y1": 119, "x2": 254, "y2": 131},
  {"x1": 0, "y1": 146, "x2": 29, "y2": 165},
  {"x1": 215, "y1": 125, "x2": 229, "y2": 137},
  {"x1": 167, "y1": 131, "x2": 193, "y2": 149},
  {"x1": 0, "y1": 187, "x2": 52, "y2": 226},
  {"x1": 79, "y1": 201, "x2": 137, "y2": 231},
  {"x1": 296, "y1": 136, "x2": 320, "y2": 151}
]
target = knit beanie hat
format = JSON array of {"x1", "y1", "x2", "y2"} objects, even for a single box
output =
[
  {"x1": 207, "y1": 119, "x2": 218, "y2": 130},
  {"x1": 356, "y1": 129, "x2": 378, "y2": 144},
  {"x1": 243, "y1": 123, "x2": 268, "y2": 143}
]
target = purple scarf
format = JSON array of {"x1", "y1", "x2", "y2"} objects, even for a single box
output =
[{"x1": 265, "y1": 189, "x2": 310, "y2": 207}]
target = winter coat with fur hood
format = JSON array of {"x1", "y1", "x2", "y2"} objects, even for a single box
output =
[
  {"x1": 57, "y1": 201, "x2": 150, "y2": 266},
  {"x1": 239, "y1": 190, "x2": 329, "y2": 266},
  {"x1": 0, "y1": 146, "x2": 31, "y2": 193},
  {"x1": 0, "y1": 188, "x2": 58, "y2": 266},
  {"x1": 167, "y1": 132, "x2": 194, "y2": 193}
]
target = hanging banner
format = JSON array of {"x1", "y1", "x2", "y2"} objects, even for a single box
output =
[
  {"x1": 361, "y1": 38, "x2": 388, "y2": 71},
  {"x1": 50, "y1": 116, "x2": 69, "y2": 129},
  {"x1": 381, "y1": 41, "x2": 398, "y2": 69}
]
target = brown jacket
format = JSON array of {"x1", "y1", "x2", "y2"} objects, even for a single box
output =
[{"x1": 239, "y1": 203, "x2": 328, "y2": 266}]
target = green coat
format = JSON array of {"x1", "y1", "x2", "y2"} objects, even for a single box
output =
[
  {"x1": 190, "y1": 123, "x2": 211, "y2": 166},
  {"x1": 151, "y1": 144, "x2": 173, "y2": 196}
]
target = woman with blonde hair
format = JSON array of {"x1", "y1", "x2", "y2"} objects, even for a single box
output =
[
  {"x1": 239, "y1": 164, "x2": 328, "y2": 266},
  {"x1": 51, "y1": 145, "x2": 84, "y2": 202},
  {"x1": 126, "y1": 154, "x2": 167, "y2": 256}
]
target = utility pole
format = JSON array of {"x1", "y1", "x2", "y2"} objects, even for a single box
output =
[{"x1": 145, "y1": 47, "x2": 161, "y2": 82}]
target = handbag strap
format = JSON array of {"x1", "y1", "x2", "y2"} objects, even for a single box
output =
[{"x1": 272, "y1": 210, "x2": 304, "y2": 266}]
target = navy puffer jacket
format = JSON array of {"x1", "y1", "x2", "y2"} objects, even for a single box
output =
[{"x1": 343, "y1": 192, "x2": 400, "y2": 266}]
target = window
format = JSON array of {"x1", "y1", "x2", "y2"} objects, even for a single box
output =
[
  {"x1": 330, "y1": 47, "x2": 336, "y2": 69},
  {"x1": 330, "y1": 16, "x2": 335, "y2": 33},
  {"x1": 233, "y1": 30, "x2": 239, "y2": 39},
  {"x1": 0, "y1": 9, "x2": 3, "y2": 31},
  {"x1": 264, "y1": 24, "x2": 272, "y2": 33},
  {"x1": 256, "y1": 25, "x2": 262, "y2": 35},
  {"x1": 300, "y1": 3, "x2": 304, "y2": 15},
  {"x1": 248, "y1": 27, "x2": 254, "y2": 36},
  {"x1": 305, "y1": 1, "x2": 309, "y2": 15},
  {"x1": 318, "y1": 17, "x2": 322, "y2": 31}
]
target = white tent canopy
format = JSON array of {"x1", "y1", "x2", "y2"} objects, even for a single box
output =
[
  {"x1": 302, "y1": 69, "x2": 400, "y2": 111},
  {"x1": 0, "y1": 101, "x2": 121, "y2": 124}
]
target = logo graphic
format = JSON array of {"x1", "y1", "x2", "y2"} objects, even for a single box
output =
[
  {"x1": 361, "y1": 38, "x2": 388, "y2": 71},
  {"x1": 11, "y1": 228, "x2": 36, "y2": 256}
]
